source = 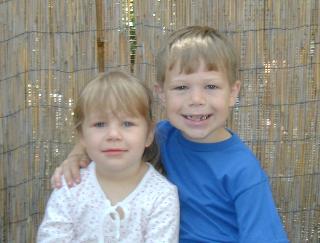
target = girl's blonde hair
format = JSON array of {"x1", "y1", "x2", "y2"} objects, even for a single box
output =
[
  {"x1": 73, "y1": 70, "x2": 158, "y2": 163},
  {"x1": 156, "y1": 26, "x2": 238, "y2": 86}
]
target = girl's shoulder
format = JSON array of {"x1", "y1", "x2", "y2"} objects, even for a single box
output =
[{"x1": 143, "y1": 164, "x2": 177, "y2": 195}]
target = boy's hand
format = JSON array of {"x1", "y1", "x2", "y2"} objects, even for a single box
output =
[{"x1": 51, "y1": 154, "x2": 90, "y2": 188}]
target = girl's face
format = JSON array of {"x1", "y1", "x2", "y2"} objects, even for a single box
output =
[{"x1": 80, "y1": 110, "x2": 154, "y2": 178}]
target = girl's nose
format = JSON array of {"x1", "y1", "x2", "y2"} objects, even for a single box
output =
[{"x1": 106, "y1": 125, "x2": 122, "y2": 140}]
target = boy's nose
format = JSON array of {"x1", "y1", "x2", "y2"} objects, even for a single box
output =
[{"x1": 189, "y1": 88, "x2": 205, "y2": 105}]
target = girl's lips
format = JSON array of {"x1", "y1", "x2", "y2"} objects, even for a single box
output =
[{"x1": 101, "y1": 149, "x2": 127, "y2": 155}]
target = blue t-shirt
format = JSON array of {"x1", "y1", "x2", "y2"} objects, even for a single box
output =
[{"x1": 156, "y1": 120, "x2": 289, "y2": 243}]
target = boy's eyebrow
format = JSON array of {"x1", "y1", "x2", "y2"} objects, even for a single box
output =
[
  {"x1": 203, "y1": 78, "x2": 221, "y2": 82},
  {"x1": 170, "y1": 78, "x2": 187, "y2": 82},
  {"x1": 171, "y1": 76, "x2": 221, "y2": 82}
]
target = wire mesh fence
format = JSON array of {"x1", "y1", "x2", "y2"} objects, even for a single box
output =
[{"x1": 0, "y1": 0, "x2": 319, "y2": 242}]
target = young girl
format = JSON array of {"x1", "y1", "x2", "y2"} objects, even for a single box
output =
[{"x1": 37, "y1": 70, "x2": 179, "y2": 242}]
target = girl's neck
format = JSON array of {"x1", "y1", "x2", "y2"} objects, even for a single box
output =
[{"x1": 95, "y1": 162, "x2": 148, "y2": 205}]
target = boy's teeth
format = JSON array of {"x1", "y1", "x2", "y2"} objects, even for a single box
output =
[{"x1": 186, "y1": 115, "x2": 208, "y2": 121}]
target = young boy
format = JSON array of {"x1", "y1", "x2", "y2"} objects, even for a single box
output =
[{"x1": 52, "y1": 26, "x2": 289, "y2": 242}]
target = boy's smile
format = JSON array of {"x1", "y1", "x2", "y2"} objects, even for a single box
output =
[
  {"x1": 183, "y1": 114, "x2": 212, "y2": 122},
  {"x1": 182, "y1": 114, "x2": 212, "y2": 128},
  {"x1": 162, "y1": 60, "x2": 240, "y2": 143}
]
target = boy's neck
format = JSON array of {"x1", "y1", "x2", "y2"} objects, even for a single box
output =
[{"x1": 95, "y1": 162, "x2": 148, "y2": 205}]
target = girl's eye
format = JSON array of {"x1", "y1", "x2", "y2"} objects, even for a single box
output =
[
  {"x1": 123, "y1": 121, "x2": 134, "y2": 127},
  {"x1": 206, "y1": 84, "x2": 217, "y2": 89},
  {"x1": 94, "y1": 122, "x2": 105, "y2": 128},
  {"x1": 174, "y1": 85, "x2": 188, "y2": 90}
]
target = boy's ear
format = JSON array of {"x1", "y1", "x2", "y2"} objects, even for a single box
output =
[
  {"x1": 153, "y1": 84, "x2": 166, "y2": 104},
  {"x1": 229, "y1": 80, "x2": 241, "y2": 106}
]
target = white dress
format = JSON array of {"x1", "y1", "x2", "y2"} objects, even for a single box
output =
[{"x1": 37, "y1": 162, "x2": 179, "y2": 243}]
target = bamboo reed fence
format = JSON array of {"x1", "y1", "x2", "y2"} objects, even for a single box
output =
[{"x1": 0, "y1": 0, "x2": 319, "y2": 242}]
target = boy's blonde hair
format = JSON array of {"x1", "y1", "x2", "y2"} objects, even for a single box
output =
[
  {"x1": 73, "y1": 70, "x2": 158, "y2": 163},
  {"x1": 156, "y1": 26, "x2": 238, "y2": 86}
]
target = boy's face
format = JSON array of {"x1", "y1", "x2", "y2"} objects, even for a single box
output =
[{"x1": 161, "y1": 60, "x2": 240, "y2": 143}]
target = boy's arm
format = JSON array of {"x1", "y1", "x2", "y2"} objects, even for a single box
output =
[
  {"x1": 51, "y1": 142, "x2": 90, "y2": 188},
  {"x1": 145, "y1": 186, "x2": 180, "y2": 243},
  {"x1": 236, "y1": 180, "x2": 289, "y2": 243}
]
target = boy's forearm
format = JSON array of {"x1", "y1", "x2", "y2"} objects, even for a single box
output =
[
  {"x1": 67, "y1": 142, "x2": 89, "y2": 161},
  {"x1": 51, "y1": 142, "x2": 90, "y2": 189}
]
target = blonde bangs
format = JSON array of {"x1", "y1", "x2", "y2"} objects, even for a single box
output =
[
  {"x1": 168, "y1": 35, "x2": 237, "y2": 84},
  {"x1": 157, "y1": 26, "x2": 238, "y2": 86},
  {"x1": 74, "y1": 71, "x2": 152, "y2": 133},
  {"x1": 86, "y1": 81, "x2": 147, "y2": 117},
  {"x1": 168, "y1": 37, "x2": 220, "y2": 73}
]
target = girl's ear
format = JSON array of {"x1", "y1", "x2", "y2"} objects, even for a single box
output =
[
  {"x1": 78, "y1": 132, "x2": 86, "y2": 147},
  {"x1": 146, "y1": 123, "x2": 155, "y2": 148},
  {"x1": 153, "y1": 84, "x2": 166, "y2": 104},
  {"x1": 229, "y1": 80, "x2": 241, "y2": 107}
]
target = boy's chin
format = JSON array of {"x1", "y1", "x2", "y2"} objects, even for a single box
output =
[{"x1": 180, "y1": 128, "x2": 230, "y2": 143}]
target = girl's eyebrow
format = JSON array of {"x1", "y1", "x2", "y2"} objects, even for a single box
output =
[{"x1": 87, "y1": 113, "x2": 108, "y2": 120}]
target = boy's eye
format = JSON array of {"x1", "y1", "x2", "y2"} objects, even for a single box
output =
[
  {"x1": 206, "y1": 84, "x2": 218, "y2": 89},
  {"x1": 94, "y1": 122, "x2": 106, "y2": 128},
  {"x1": 123, "y1": 121, "x2": 135, "y2": 127}
]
